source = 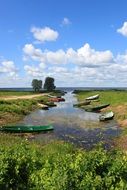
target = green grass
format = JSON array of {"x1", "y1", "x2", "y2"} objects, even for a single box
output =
[
  {"x1": 0, "y1": 95, "x2": 51, "y2": 125},
  {"x1": 76, "y1": 90, "x2": 127, "y2": 106}
]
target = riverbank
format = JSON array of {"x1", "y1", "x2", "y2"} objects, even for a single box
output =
[
  {"x1": 74, "y1": 90, "x2": 127, "y2": 127},
  {"x1": 0, "y1": 92, "x2": 48, "y2": 125},
  {"x1": 0, "y1": 90, "x2": 66, "y2": 125}
]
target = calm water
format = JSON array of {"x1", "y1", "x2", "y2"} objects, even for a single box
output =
[{"x1": 18, "y1": 91, "x2": 121, "y2": 149}]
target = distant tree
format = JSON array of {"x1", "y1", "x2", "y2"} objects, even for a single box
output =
[
  {"x1": 44, "y1": 77, "x2": 56, "y2": 91},
  {"x1": 32, "y1": 79, "x2": 42, "y2": 92}
]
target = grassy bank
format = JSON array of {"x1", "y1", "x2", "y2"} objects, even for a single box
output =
[
  {"x1": 0, "y1": 92, "x2": 49, "y2": 125},
  {"x1": 1, "y1": 134, "x2": 127, "y2": 189},
  {"x1": 74, "y1": 90, "x2": 127, "y2": 126},
  {"x1": 0, "y1": 90, "x2": 65, "y2": 125}
]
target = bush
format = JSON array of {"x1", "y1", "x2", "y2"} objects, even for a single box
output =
[{"x1": 1, "y1": 137, "x2": 127, "y2": 190}]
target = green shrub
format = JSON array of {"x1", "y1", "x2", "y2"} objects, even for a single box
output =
[{"x1": 1, "y1": 137, "x2": 127, "y2": 190}]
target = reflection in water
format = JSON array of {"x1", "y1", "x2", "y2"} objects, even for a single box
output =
[{"x1": 18, "y1": 91, "x2": 121, "y2": 149}]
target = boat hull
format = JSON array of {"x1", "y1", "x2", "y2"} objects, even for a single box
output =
[
  {"x1": 0, "y1": 125, "x2": 54, "y2": 133},
  {"x1": 85, "y1": 94, "x2": 99, "y2": 100},
  {"x1": 99, "y1": 112, "x2": 114, "y2": 121},
  {"x1": 82, "y1": 104, "x2": 110, "y2": 112}
]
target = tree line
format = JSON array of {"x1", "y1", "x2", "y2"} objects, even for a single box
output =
[{"x1": 32, "y1": 77, "x2": 56, "y2": 92}]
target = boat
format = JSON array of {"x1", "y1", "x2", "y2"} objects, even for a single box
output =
[
  {"x1": 58, "y1": 97, "x2": 65, "y2": 101},
  {"x1": 38, "y1": 103, "x2": 49, "y2": 110},
  {"x1": 82, "y1": 103, "x2": 110, "y2": 112},
  {"x1": 45, "y1": 102, "x2": 57, "y2": 107},
  {"x1": 49, "y1": 97, "x2": 65, "y2": 102},
  {"x1": 73, "y1": 100, "x2": 91, "y2": 107},
  {"x1": 0, "y1": 125, "x2": 54, "y2": 133},
  {"x1": 85, "y1": 94, "x2": 99, "y2": 100},
  {"x1": 49, "y1": 98, "x2": 60, "y2": 102},
  {"x1": 99, "y1": 111, "x2": 114, "y2": 121}
]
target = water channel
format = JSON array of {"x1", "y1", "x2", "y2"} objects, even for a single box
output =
[{"x1": 18, "y1": 91, "x2": 121, "y2": 149}]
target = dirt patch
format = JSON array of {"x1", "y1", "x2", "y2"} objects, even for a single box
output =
[
  {"x1": 0, "y1": 93, "x2": 48, "y2": 100},
  {"x1": 114, "y1": 134, "x2": 127, "y2": 151},
  {"x1": 102, "y1": 104, "x2": 127, "y2": 127}
]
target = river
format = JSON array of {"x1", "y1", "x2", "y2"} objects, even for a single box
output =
[{"x1": 18, "y1": 91, "x2": 121, "y2": 149}]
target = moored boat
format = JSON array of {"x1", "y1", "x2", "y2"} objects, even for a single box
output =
[
  {"x1": 82, "y1": 103, "x2": 110, "y2": 112},
  {"x1": 38, "y1": 103, "x2": 49, "y2": 110},
  {"x1": 0, "y1": 125, "x2": 54, "y2": 133},
  {"x1": 85, "y1": 94, "x2": 99, "y2": 100},
  {"x1": 49, "y1": 97, "x2": 65, "y2": 102},
  {"x1": 73, "y1": 100, "x2": 91, "y2": 107},
  {"x1": 99, "y1": 111, "x2": 114, "y2": 121}
]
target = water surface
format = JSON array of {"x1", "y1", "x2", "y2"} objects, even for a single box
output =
[{"x1": 18, "y1": 91, "x2": 121, "y2": 149}]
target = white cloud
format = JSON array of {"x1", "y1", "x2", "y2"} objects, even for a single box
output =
[
  {"x1": 67, "y1": 43, "x2": 113, "y2": 67},
  {"x1": 22, "y1": 43, "x2": 127, "y2": 87},
  {"x1": 61, "y1": 17, "x2": 71, "y2": 26},
  {"x1": 23, "y1": 43, "x2": 113, "y2": 67},
  {"x1": 24, "y1": 65, "x2": 43, "y2": 77},
  {"x1": 46, "y1": 50, "x2": 67, "y2": 64},
  {"x1": 117, "y1": 21, "x2": 127, "y2": 37},
  {"x1": 31, "y1": 26, "x2": 59, "y2": 43},
  {"x1": 0, "y1": 61, "x2": 18, "y2": 78}
]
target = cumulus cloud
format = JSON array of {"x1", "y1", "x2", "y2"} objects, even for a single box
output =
[
  {"x1": 0, "y1": 61, "x2": 18, "y2": 77},
  {"x1": 67, "y1": 43, "x2": 113, "y2": 67},
  {"x1": 23, "y1": 42, "x2": 127, "y2": 86},
  {"x1": 61, "y1": 17, "x2": 71, "y2": 26},
  {"x1": 117, "y1": 21, "x2": 127, "y2": 36},
  {"x1": 23, "y1": 43, "x2": 113, "y2": 67},
  {"x1": 31, "y1": 26, "x2": 59, "y2": 43}
]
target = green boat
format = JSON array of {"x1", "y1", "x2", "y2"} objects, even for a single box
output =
[
  {"x1": 73, "y1": 100, "x2": 91, "y2": 107},
  {"x1": 99, "y1": 111, "x2": 114, "y2": 121},
  {"x1": 0, "y1": 125, "x2": 54, "y2": 133},
  {"x1": 82, "y1": 103, "x2": 110, "y2": 112}
]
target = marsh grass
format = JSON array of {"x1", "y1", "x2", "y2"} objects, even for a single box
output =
[{"x1": 76, "y1": 90, "x2": 127, "y2": 106}]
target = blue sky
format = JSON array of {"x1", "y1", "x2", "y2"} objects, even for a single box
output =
[{"x1": 0, "y1": 0, "x2": 127, "y2": 87}]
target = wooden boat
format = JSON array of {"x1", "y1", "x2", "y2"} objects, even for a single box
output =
[
  {"x1": 45, "y1": 102, "x2": 57, "y2": 107},
  {"x1": 73, "y1": 100, "x2": 91, "y2": 107},
  {"x1": 49, "y1": 97, "x2": 65, "y2": 102},
  {"x1": 47, "y1": 94, "x2": 57, "y2": 98},
  {"x1": 85, "y1": 94, "x2": 99, "y2": 100},
  {"x1": 58, "y1": 98, "x2": 65, "y2": 101},
  {"x1": 99, "y1": 111, "x2": 114, "y2": 121},
  {"x1": 49, "y1": 98, "x2": 60, "y2": 102},
  {"x1": 82, "y1": 103, "x2": 110, "y2": 112},
  {"x1": 0, "y1": 125, "x2": 54, "y2": 133},
  {"x1": 38, "y1": 103, "x2": 49, "y2": 110}
]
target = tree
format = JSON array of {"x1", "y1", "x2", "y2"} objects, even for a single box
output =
[
  {"x1": 32, "y1": 79, "x2": 42, "y2": 92},
  {"x1": 44, "y1": 77, "x2": 56, "y2": 91}
]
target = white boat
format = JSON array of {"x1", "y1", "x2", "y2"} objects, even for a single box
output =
[
  {"x1": 99, "y1": 111, "x2": 114, "y2": 121},
  {"x1": 85, "y1": 94, "x2": 99, "y2": 100}
]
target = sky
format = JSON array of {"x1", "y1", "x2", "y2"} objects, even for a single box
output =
[{"x1": 0, "y1": 0, "x2": 127, "y2": 87}]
